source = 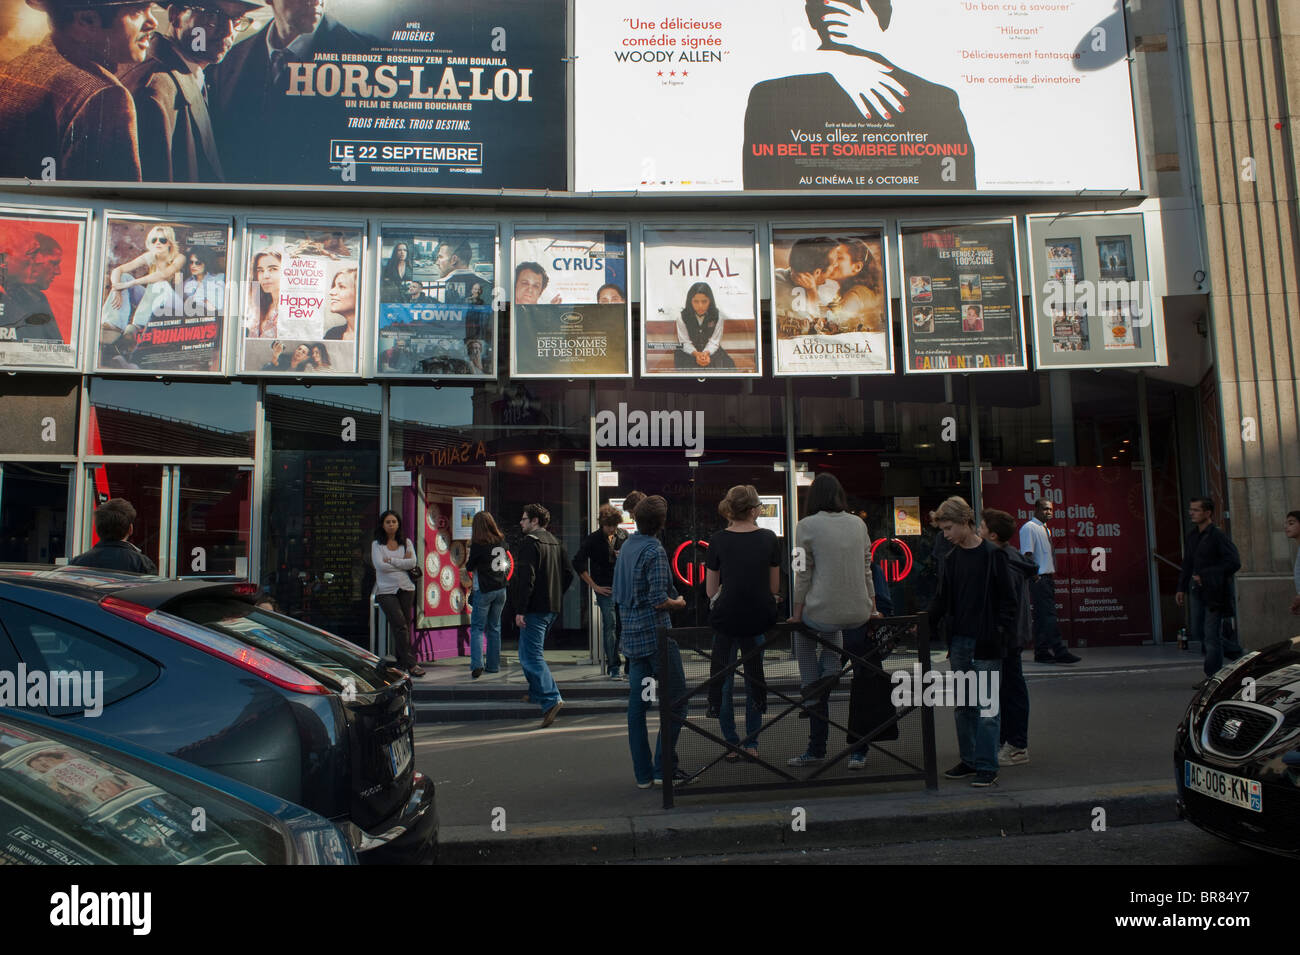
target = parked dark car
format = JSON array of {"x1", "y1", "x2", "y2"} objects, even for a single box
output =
[
  {"x1": 0, "y1": 568, "x2": 435, "y2": 863},
  {"x1": 0, "y1": 707, "x2": 356, "y2": 864},
  {"x1": 1175, "y1": 635, "x2": 1300, "y2": 857}
]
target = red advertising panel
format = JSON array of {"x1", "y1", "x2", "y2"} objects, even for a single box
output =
[{"x1": 980, "y1": 466, "x2": 1151, "y2": 646}]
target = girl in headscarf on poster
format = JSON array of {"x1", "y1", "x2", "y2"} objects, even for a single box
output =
[
  {"x1": 673, "y1": 281, "x2": 737, "y2": 371},
  {"x1": 248, "y1": 249, "x2": 282, "y2": 339}
]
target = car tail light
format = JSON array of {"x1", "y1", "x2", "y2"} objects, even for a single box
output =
[
  {"x1": 102, "y1": 596, "x2": 330, "y2": 696},
  {"x1": 232, "y1": 583, "x2": 259, "y2": 596}
]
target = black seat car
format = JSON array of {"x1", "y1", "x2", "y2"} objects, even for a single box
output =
[
  {"x1": 0, "y1": 568, "x2": 435, "y2": 863},
  {"x1": 1175, "y1": 635, "x2": 1300, "y2": 857}
]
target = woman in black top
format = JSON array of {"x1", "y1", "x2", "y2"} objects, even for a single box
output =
[
  {"x1": 381, "y1": 242, "x2": 411, "y2": 299},
  {"x1": 465, "y1": 510, "x2": 508, "y2": 678},
  {"x1": 673, "y1": 281, "x2": 738, "y2": 371},
  {"x1": 705, "y1": 485, "x2": 782, "y2": 758}
]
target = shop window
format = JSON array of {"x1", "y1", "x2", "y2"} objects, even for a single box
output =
[
  {"x1": 86, "y1": 379, "x2": 255, "y2": 458},
  {"x1": 0, "y1": 463, "x2": 71, "y2": 565}
]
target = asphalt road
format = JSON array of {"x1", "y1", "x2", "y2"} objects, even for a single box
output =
[{"x1": 416, "y1": 657, "x2": 1204, "y2": 830}]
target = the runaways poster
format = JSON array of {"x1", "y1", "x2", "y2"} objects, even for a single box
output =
[
  {"x1": 95, "y1": 215, "x2": 230, "y2": 374},
  {"x1": 575, "y1": 0, "x2": 1140, "y2": 193},
  {"x1": 899, "y1": 220, "x2": 1025, "y2": 374},
  {"x1": 509, "y1": 228, "x2": 631, "y2": 377},
  {"x1": 0, "y1": 0, "x2": 565, "y2": 190},
  {"x1": 0, "y1": 207, "x2": 86, "y2": 371},
  {"x1": 376, "y1": 226, "x2": 496, "y2": 377},
  {"x1": 771, "y1": 226, "x2": 891, "y2": 375},
  {"x1": 641, "y1": 228, "x2": 760, "y2": 377},
  {"x1": 241, "y1": 223, "x2": 365, "y2": 375}
]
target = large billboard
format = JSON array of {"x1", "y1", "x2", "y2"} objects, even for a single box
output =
[
  {"x1": 0, "y1": 0, "x2": 566, "y2": 190},
  {"x1": 0, "y1": 206, "x2": 88, "y2": 372},
  {"x1": 575, "y1": 0, "x2": 1140, "y2": 194}
]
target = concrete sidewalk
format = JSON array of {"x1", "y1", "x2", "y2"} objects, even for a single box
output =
[{"x1": 437, "y1": 779, "x2": 1179, "y2": 864}]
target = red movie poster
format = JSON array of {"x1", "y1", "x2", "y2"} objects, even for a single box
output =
[{"x1": 0, "y1": 209, "x2": 85, "y2": 369}]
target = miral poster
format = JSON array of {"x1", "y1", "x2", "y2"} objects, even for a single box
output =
[
  {"x1": 0, "y1": 0, "x2": 566, "y2": 190},
  {"x1": 641, "y1": 227, "x2": 760, "y2": 377},
  {"x1": 376, "y1": 226, "x2": 496, "y2": 377},
  {"x1": 574, "y1": 0, "x2": 1140, "y2": 193},
  {"x1": 0, "y1": 207, "x2": 87, "y2": 371},
  {"x1": 241, "y1": 223, "x2": 365, "y2": 375},
  {"x1": 771, "y1": 226, "x2": 891, "y2": 375},
  {"x1": 510, "y1": 228, "x2": 631, "y2": 377},
  {"x1": 95, "y1": 215, "x2": 230, "y2": 374},
  {"x1": 899, "y1": 219, "x2": 1025, "y2": 374}
]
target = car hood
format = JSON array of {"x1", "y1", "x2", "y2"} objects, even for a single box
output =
[{"x1": 1211, "y1": 636, "x2": 1300, "y2": 710}]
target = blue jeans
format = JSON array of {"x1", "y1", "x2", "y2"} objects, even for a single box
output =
[
  {"x1": 626, "y1": 640, "x2": 688, "y2": 785},
  {"x1": 1028, "y1": 576, "x2": 1065, "y2": 655},
  {"x1": 519, "y1": 611, "x2": 562, "y2": 712},
  {"x1": 1000, "y1": 647, "x2": 1029, "y2": 749},
  {"x1": 712, "y1": 633, "x2": 766, "y2": 750},
  {"x1": 949, "y1": 635, "x2": 1002, "y2": 773},
  {"x1": 469, "y1": 586, "x2": 506, "y2": 673},
  {"x1": 798, "y1": 615, "x2": 847, "y2": 758},
  {"x1": 1189, "y1": 587, "x2": 1242, "y2": 677},
  {"x1": 594, "y1": 591, "x2": 624, "y2": 676}
]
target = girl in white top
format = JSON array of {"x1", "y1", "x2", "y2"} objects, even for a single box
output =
[{"x1": 372, "y1": 509, "x2": 423, "y2": 676}]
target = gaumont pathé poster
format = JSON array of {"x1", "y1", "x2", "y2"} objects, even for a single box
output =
[
  {"x1": 771, "y1": 226, "x2": 891, "y2": 375},
  {"x1": 241, "y1": 223, "x2": 365, "y2": 375},
  {"x1": 641, "y1": 228, "x2": 760, "y2": 377},
  {"x1": 0, "y1": 0, "x2": 565, "y2": 189},
  {"x1": 376, "y1": 225, "x2": 496, "y2": 377},
  {"x1": 899, "y1": 219, "x2": 1025, "y2": 374},
  {"x1": 0, "y1": 206, "x2": 87, "y2": 370},
  {"x1": 95, "y1": 214, "x2": 231, "y2": 374},
  {"x1": 510, "y1": 227, "x2": 631, "y2": 377},
  {"x1": 575, "y1": 0, "x2": 1140, "y2": 193}
]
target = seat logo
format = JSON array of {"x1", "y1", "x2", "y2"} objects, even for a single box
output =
[{"x1": 1220, "y1": 718, "x2": 1243, "y2": 741}]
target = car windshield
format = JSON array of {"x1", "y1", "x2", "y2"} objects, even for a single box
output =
[
  {"x1": 0, "y1": 716, "x2": 285, "y2": 864},
  {"x1": 161, "y1": 598, "x2": 394, "y2": 694}
]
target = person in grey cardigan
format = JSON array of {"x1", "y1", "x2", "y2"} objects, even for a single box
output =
[{"x1": 787, "y1": 473, "x2": 876, "y2": 768}]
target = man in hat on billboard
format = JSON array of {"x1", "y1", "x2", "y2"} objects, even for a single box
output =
[
  {"x1": 0, "y1": 0, "x2": 158, "y2": 182},
  {"x1": 206, "y1": 0, "x2": 374, "y2": 184},
  {"x1": 121, "y1": 1, "x2": 262, "y2": 182}
]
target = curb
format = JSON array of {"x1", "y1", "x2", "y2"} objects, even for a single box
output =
[{"x1": 437, "y1": 779, "x2": 1179, "y2": 864}]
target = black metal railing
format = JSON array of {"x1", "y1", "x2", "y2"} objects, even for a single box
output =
[{"x1": 656, "y1": 616, "x2": 938, "y2": 808}]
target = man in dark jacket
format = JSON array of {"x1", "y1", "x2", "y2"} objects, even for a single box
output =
[
  {"x1": 981, "y1": 509, "x2": 1036, "y2": 767},
  {"x1": 928, "y1": 497, "x2": 1016, "y2": 787},
  {"x1": 509, "y1": 503, "x2": 574, "y2": 727},
  {"x1": 69, "y1": 498, "x2": 158, "y2": 574},
  {"x1": 1176, "y1": 497, "x2": 1243, "y2": 679},
  {"x1": 574, "y1": 504, "x2": 629, "y2": 679}
]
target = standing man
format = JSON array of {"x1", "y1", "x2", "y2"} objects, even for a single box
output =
[
  {"x1": 1019, "y1": 497, "x2": 1082, "y2": 664},
  {"x1": 206, "y1": 0, "x2": 374, "y2": 183},
  {"x1": 1176, "y1": 497, "x2": 1243, "y2": 681},
  {"x1": 69, "y1": 499, "x2": 158, "y2": 574},
  {"x1": 509, "y1": 504, "x2": 574, "y2": 728},
  {"x1": 929, "y1": 497, "x2": 1017, "y2": 788},
  {"x1": 612, "y1": 495, "x2": 688, "y2": 789},
  {"x1": 123, "y1": 1, "x2": 262, "y2": 182},
  {"x1": 981, "y1": 508, "x2": 1036, "y2": 767},
  {"x1": 1286, "y1": 509, "x2": 1300, "y2": 615},
  {"x1": 0, "y1": 0, "x2": 158, "y2": 182},
  {"x1": 573, "y1": 504, "x2": 629, "y2": 680},
  {"x1": 1, "y1": 232, "x2": 65, "y2": 342}
]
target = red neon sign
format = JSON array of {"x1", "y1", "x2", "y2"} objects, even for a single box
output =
[
  {"x1": 671, "y1": 539, "x2": 710, "y2": 586},
  {"x1": 870, "y1": 538, "x2": 914, "y2": 583}
]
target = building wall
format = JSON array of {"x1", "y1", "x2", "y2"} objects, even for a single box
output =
[{"x1": 1181, "y1": 0, "x2": 1300, "y2": 643}]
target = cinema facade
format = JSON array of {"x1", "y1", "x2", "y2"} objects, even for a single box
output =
[{"x1": 0, "y1": 0, "x2": 1295, "y2": 661}]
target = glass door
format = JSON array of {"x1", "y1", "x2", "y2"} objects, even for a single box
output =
[{"x1": 0, "y1": 463, "x2": 74, "y2": 565}]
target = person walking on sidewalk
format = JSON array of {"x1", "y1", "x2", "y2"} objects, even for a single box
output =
[
  {"x1": 1285, "y1": 510, "x2": 1300, "y2": 615},
  {"x1": 1019, "y1": 497, "x2": 1081, "y2": 664},
  {"x1": 981, "y1": 508, "x2": 1036, "y2": 767},
  {"x1": 1176, "y1": 497, "x2": 1243, "y2": 681},
  {"x1": 613, "y1": 495, "x2": 688, "y2": 788},
  {"x1": 706, "y1": 485, "x2": 782, "y2": 761},
  {"x1": 509, "y1": 504, "x2": 575, "y2": 727},
  {"x1": 574, "y1": 504, "x2": 629, "y2": 679},
  {"x1": 70, "y1": 498, "x2": 158, "y2": 575},
  {"x1": 371, "y1": 510, "x2": 424, "y2": 677},
  {"x1": 465, "y1": 511, "x2": 508, "y2": 679},
  {"x1": 929, "y1": 497, "x2": 1018, "y2": 787},
  {"x1": 787, "y1": 473, "x2": 876, "y2": 768}
]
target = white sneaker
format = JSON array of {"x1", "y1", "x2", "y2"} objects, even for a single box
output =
[
  {"x1": 998, "y1": 742, "x2": 1029, "y2": 765},
  {"x1": 847, "y1": 753, "x2": 866, "y2": 771}
]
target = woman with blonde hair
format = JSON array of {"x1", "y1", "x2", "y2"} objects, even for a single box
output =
[
  {"x1": 465, "y1": 510, "x2": 508, "y2": 678},
  {"x1": 324, "y1": 267, "x2": 358, "y2": 340},
  {"x1": 248, "y1": 249, "x2": 282, "y2": 338},
  {"x1": 705, "y1": 484, "x2": 782, "y2": 759},
  {"x1": 102, "y1": 224, "x2": 185, "y2": 338}
]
